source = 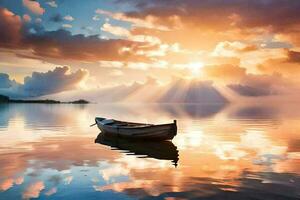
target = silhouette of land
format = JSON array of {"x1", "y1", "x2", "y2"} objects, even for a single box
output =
[{"x1": 0, "y1": 94, "x2": 89, "y2": 104}]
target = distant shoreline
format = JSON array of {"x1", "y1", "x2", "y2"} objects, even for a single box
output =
[{"x1": 0, "y1": 95, "x2": 89, "y2": 104}]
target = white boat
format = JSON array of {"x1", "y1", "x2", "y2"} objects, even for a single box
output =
[{"x1": 95, "y1": 117, "x2": 177, "y2": 140}]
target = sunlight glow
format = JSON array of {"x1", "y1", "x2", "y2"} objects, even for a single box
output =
[{"x1": 187, "y1": 62, "x2": 204, "y2": 76}]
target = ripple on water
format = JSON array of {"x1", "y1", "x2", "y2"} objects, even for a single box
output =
[{"x1": 0, "y1": 103, "x2": 299, "y2": 200}]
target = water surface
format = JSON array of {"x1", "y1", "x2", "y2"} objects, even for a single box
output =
[{"x1": 0, "y1": 103, "x2": 299, "y2": 199}]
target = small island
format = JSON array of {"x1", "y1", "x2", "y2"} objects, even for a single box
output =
[{"x1": 0, "y1": 94, "x2": 90, "y2": 104}]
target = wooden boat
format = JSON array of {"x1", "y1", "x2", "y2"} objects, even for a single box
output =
[
  {"x1": 94, "y1": 117, "x2": 177, "y2": 140},
  {"x1": 95, "y1": 133, "x2": 179, "y2": 166}
]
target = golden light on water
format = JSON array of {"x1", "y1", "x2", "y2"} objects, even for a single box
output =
[{"x1": 0, "y1": 103, "x2": 299, "y2": 199}]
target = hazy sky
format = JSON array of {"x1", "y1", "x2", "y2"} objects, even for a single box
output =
[{"x1": 1, "y1": 0, "x2": 300, "y2": 100}]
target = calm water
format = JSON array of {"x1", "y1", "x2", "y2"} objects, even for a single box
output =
[{"x1": 0, "y1": 103, "x2": 299, "y2": 200}]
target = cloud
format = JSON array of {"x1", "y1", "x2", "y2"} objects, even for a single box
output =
[
  {"x1": 0, "y1": 73, "x2": 16, "y2": 88},
  {"x1": 0, "y1": 177, "x2": 24, "y2": 192},
  {"x1": 23, "y1": 14, "x2": 31, "y2": 23},
  {"x1": 62, "y1": 24, "x2": 72, "y2": 28},
  {"x1": 0, "y1": 66, "x2": 88, "y2": 98},
  {"x1": 101, "y1": 23, "x2": 131, "y2": 37},
  {"x1": 22, "y1": 66, "x2": 88, "y2": 96},
  {"x1": 0, "y1": 8, "x2": 22, "y2": 48},
  {"x1": 228, "y1": 84, "x2": 276, "y2": 97},
  {"x1": 22, "y1": 0, "x2": 45, "y2": 15},
  {"x1": 286, "y1": 50, "x2": 300, "y2": 63},
  {"x1": 213, "y1": 41, "x2": 258, "y2": 57},
  {"x1": 228, "y1": 73, "x2": 293, "y2": 97},
  {"x1": 0, "y1": 9, "x2": 153, "y2": 62},
  {"x1": 35, "y1": 18, "x2": 42, "y2": 23},
  {"x1": 64, "y1": 15, "x2": 74, "y2": 21},
  {"x1": 202, "y1": 64, "x2": 246, "y2": 83},
  {"x1": 0, "y1": 179, "x2": 13, "y2": 191},
  {"x1": 45, "y1": 187, "x2": 57, "y2": 196},
  {"x1": 111, "y1": 0, "x2": 300, "y2": 50},
  {"x1": 95, "y1": 9, "x2": 170, "y2": 31},
  {"x1": 100, "y1": 22, "x2": 161, "y2": 45},
  {"x1": 46, "y1": 1, "x2": 58, "y2": 8},
  {"x1": 116, "y1": 0, "x2": 300, "y2": 32},
  {"x1": 258, "y1": 49, "x2": 300, "y2": 76},
  {"x1": 22, "y1": 29, "x2": 151, "y2": 62},
  {"x1": 22, "y1": 181, "x2": 45, "y2": 199}
]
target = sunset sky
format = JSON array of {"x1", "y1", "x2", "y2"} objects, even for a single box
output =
[{"x1": 1, "y1": 0, "x2": 300, "y2": 101}]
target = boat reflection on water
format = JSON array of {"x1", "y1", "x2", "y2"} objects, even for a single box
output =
[{"x1": 95, "y1": 133, "x2": 179, "y2": 166}]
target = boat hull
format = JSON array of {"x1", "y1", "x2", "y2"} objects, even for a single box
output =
[{"x1": 95, "y1": 118, "x2": 177, "y2": 141}]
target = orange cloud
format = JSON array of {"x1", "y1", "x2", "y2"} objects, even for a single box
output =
[
  {"x1": 258, "y1": 50, "x2": 300, "y2": 77},
  {"x1": 110, "y1": 0, "x2": 300, "y2": 52},
  {"x1": 0, "y1": 179, "x2": 14, "y2": 191},
  {"x1": 22, "y1": 181, "x2": 45, "y2": 199},
  {"x1": 22, "y1": 0, "x2": 45, "y2": 15},
  {"x1": 0, "y1": 8, "x2": 22, "y2": 48},
  {"x1": 203, "y1": 64, "x2": 246, "y2": 83},
  {"x1": 213, "y1": 41, "x2": 258, "y2": 57}
]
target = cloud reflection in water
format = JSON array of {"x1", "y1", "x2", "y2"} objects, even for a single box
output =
[{"x1": 0, "y1": 103, "x2": 299, "y2": 199}]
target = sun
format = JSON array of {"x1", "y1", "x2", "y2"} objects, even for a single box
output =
[{"x1": 187, "y1": 62, "x2": 204, "y2": 76}]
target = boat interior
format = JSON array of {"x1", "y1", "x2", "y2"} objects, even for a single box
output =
[{"x1": 97, "y1": 118, "x2": 152, "y2": 128}]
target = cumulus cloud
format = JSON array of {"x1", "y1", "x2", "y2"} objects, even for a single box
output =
[
  {"x1": 0, "y1": 73, "x2": 16, "y2": 88},
  {"x1": 22, "y1": 0, "x2": 45, "y2": 15},
  {"x1": 0, "y1": 66, "x2": 88, "y2": 98}
]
